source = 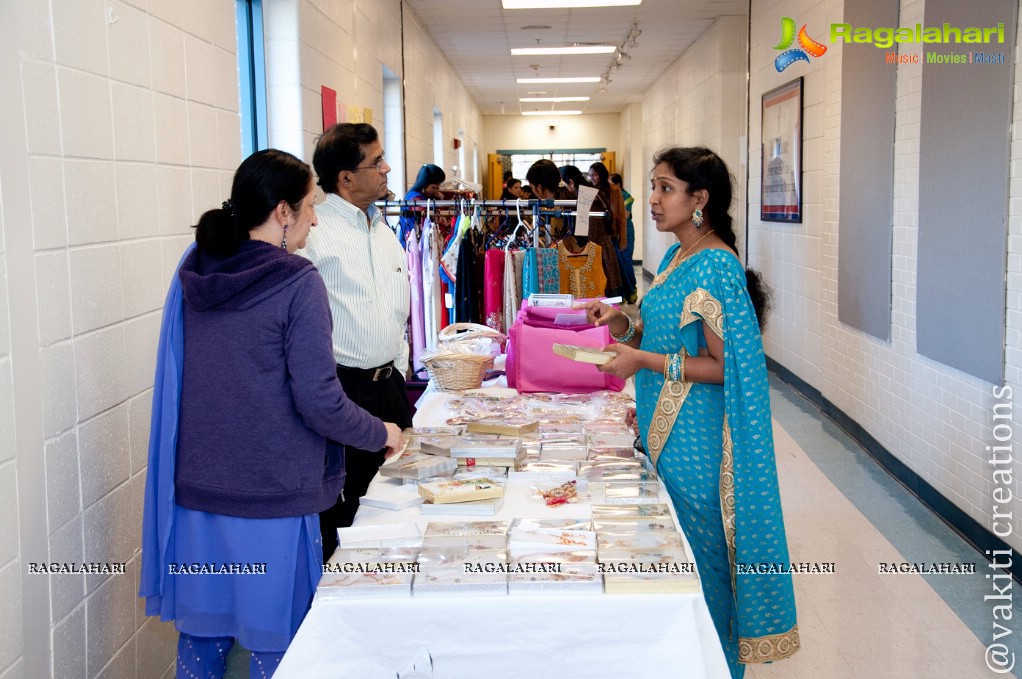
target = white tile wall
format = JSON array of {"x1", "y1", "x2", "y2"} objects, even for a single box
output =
[
  {"x1": 641, "y1": 17, "x2": 747, "y2": 272},
  {"x1": 44, "y1": 430, "x2": 81, "y2": 534},
  {"x1": 108, "y1": 2, "x2": 152, "y2": 89},
  {"x1": 48, "y1": 515, "x2": 85, "y2": 623},
  {"x1": 58, "y1": 68, "x2": 115, "y2": 160},
  {"x1": 738, "y1": 0, "x2": 1022, "y2": 553},
  {"x1": 40, "y1": 341, "x2": 78, "y2": 438},
  {"x1": 69, "y1": 246, "x2": 124, "y2": 334},
  {"x1": 0, "y1": 361, "x2": 14, "y2": 466},
  {"x1": 64, "y1": 160, "x2": 118, "y2": 246},
  {"x1": 296, "y1": 0, "x2": 482, "y2": 183},
  {"x1": 115, "y1": 164, "x2": 161, "y2": 240},
  {"x1": 78, "y1": 405, "x2": 130, "y2": 508},
  {"x1": 84, "y1": 565, "x2": 134, "y2": 677},
  {"x1": 111, "y1": 83, "x2": 156, "y2": 163},
  {"x1": 52, "y1": 0, "x2": 109, "y2": 77},
  {"x1": 0, "y1": 464, "x2": 18, "y2": 567},
  {"x1": 73, "y1": 326, "x2": 127, "y2": 423},
  {"x1": 29, "y1": 157, "x2": 69, "y2": 251},
  {"x1": 0, "y1": 561, "x2": 24, "y2": 674},
  {"x1": 20, "y1": 59, "x2": 62, "y2": 157},
  {"x1": 52, "y1": 606, "x2": 86, "y2": 679}
]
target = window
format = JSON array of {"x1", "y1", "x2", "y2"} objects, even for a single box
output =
[
  {"x1": 236, "y1": 0, "x2": 267, "y2": 157},
  {"x1": 432, "y1": 108, "x2": 444, "y2": 169},
  {"x1": 383, "y1": 66, "x2": 404, "y2": 201},
  {"x1": 508, "y1": 151, "x2": 603, "y2": 183}
]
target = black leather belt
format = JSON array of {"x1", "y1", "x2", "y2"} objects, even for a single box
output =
[{"x1": 336, "y1": 361, "x2": 395, "y2": 382}]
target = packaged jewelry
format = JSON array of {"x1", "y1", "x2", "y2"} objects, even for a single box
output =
[
  {"x1": 412, "y1": 557, "x2": 507, "y2": 597},
  {"x1": 378, "y1": 453, "x2": 458, "y2": 481},
  {"x1": 596, "y1": 532, "x2": 684, "y2": 552},
  {"x1": 510, "y1": 518, "x2": 593, "y2": 532},
  {"x1": 423, "y1": 521, "x2": 509, "y2": 538},
  {"x1": 418, "y1": 477, "x2": 505, "y2": 504},
  {"x1": 587, "y1": 433, "x2": 638, "y2": 449},
  {"x1": 508, "y1": 559, "x2": 603, "y2": 595},
  {"x1": 577, "y1": 460, "x2": 644, "y2": 479},
  {"x1": 420, "y1": 495, "x2": 504, "y2": 516},
  {"x1": 539, "y1": 442, "x2": 588, "y2": 461},
  {"x1": 318, "y1": 546, "x2": 418, "y2": 598},
  {"x1": 591, "y1": 503, "x2": 673, "y2": 519},
  {"x1": 465, "y1": 417, "x2": 539, "y2": 436},
  {"x1": 531, "y1": 477, "x2": 587, "y2": 507},
  {"x1": 335, "y1": 523, "x2": 422, "y2": 549},
  {"x1": 600, "y1": 479, "x2": 660, "y2": 505},
  {"x1": 586, "y1": 446, "x2": 640, "y2": 461},
  {"x1": 508, "y1": 526, "x2": 596, "y2": 557}
]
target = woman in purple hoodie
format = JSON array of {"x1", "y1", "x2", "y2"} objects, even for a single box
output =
[{"x1": 140, "y1": 149, "x2": 402, "y2": 678}]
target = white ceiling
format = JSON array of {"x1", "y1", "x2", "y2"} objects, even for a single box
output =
[{"x1": 403, "y1": 0, "x2": 749, "y2": 116}]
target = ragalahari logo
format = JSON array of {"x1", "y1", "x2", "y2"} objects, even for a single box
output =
[{"x1": 773, "y1": 17, "x2": 827, "y2": 72}]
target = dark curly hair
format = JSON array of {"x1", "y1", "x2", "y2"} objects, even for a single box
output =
[{"x1": 652, "y1": 146, "x2": 772, "y2": 329}]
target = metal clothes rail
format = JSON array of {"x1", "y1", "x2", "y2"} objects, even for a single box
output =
[{"x1": 373, "y1": 198, "x2": 605, "y2": 249}]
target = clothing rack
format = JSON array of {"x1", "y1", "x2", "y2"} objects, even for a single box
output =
[{"x1": 374, "y1": 198, "x2": 606, "y2": 249}]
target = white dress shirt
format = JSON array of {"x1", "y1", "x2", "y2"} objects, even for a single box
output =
[{"x1": 298, "y1": 193, "x2": 410, "y2": 372}]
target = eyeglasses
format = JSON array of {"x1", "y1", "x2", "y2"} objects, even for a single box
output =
[{"x1": 350, "y1": 157, "x2": 387, "y2": 173}]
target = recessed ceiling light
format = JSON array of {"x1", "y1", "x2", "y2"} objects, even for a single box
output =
[
  {"x1": 522, "y1": 110, "x2": 583, "y2": 116},
  {"x1": 511, "y1": 46, "x2": 616, "y2": 56},
  {"x1": 505, "y1": 0, "x2": 641, "y2": 8},
  {"x1": 519, "y1": 97, "x2": 590, "y2": 102},
  {"x1": 517, "y1": 77, "x2": 601, "y2": 84}
]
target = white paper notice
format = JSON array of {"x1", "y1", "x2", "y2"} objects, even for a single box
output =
[{"x1": 574, "y1": 185, "x2": 598, "y2": 238}]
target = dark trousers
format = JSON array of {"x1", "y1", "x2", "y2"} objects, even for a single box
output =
[{"x1": 319, "y1": 365, "x2": 412, "y2": 560}]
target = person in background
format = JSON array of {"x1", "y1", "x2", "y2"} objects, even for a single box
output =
[
  {"x1": 399, "y1": 163, "x2": 446, "y2": 247},
  {"x1": 526, "y1": 159, "x2": 574, "y2": 238},
  {"x1": 609, "y1": 172, "x2": 636, "y2": 267},
  {"x1": 576, "y1": 147, "x2": 798, "y2": 679},
  {"x1": 519, "y1": 184, "x2": 535, "y2": 200},
  {"x1": 500, "y1": 177, "x2": 524, "y2": 200},
  {"x1": 590, "y1": 163, "x2": 637, "y2": 304},
  {"x1": 559, "y1": 164, "x2": 625, "y2": 298},
  {"x1": 139, "y1": 148, "x2": 403, "y2": 679},
  {"x1": 558, "y1": 164, "x2": 591, "y2": 197},
  {"x1": 299, "y1": 123, "x2": 414, "y2": 559},
  {"x1": 588, "y1": 162, "x2": 628, "y2": 251}
]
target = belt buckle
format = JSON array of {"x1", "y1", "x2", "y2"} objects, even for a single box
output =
[{"x1": 372, "y1": 366, "x2": 393, "y2": 381}]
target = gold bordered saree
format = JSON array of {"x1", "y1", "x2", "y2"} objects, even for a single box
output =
[{"x1": 636, "y1": 245, "x2": 799, "y2": 675}]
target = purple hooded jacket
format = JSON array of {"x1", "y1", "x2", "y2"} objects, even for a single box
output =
[{"x1": 174, "y1": 239, "x2": 387, "y2": 518}]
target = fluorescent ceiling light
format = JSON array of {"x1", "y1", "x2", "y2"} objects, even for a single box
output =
[
  {"x1": 522, "y1": 110, "x2": 583, "y2": 116},
  {"x1": 511, "y1": 46, "x2": 616, "y2": 56},
  {"x1": 517, "y1": 77, "x2": 601, "y2": 84},
  {"x1": 519, "y1": 97, "x2": 590, "y2": 102},
  {"x1": 504, "y1": 0, "x2": 641, "y2": 8}
]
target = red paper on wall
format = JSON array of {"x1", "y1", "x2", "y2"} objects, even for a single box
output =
[{"x1": 321, "y1": 86, "x2": 337, "y2": 130}]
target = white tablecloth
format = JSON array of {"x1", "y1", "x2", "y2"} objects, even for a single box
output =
[{"x1": 275, "y1": 390, "x2": 730, "y2": 679}]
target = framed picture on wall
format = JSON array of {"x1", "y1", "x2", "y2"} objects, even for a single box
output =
[{"x1": 761, "y1": 77, "x2": 803, "y2": 223}]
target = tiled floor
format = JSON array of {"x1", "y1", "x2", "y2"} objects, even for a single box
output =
[{"x1": 753, "y1": 377, "x2": 1017, "y2": 679}]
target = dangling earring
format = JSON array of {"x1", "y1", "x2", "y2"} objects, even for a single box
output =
[
  {"x1": 281, "y1": 224, "x2": 288, "y2": 250},
  {"x1": 692, "y1": 208, "x2": 704, "y2": 229}
]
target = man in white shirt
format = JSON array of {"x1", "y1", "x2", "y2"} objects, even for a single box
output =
[{"x1": 299, "y1": 123, "x2": 412, "y2": 559}]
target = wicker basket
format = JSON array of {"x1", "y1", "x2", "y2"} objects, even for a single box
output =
[
  {"x1": 422, "y1": 353, "x2": 494, "y2": 392},
  {"x1": 423, "y1": 323, "x2": 506, "y2": 392}
]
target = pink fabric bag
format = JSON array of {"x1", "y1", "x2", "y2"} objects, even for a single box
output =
[{"x1": 506, "y1": 301, "x2": 625, "y2": 394}]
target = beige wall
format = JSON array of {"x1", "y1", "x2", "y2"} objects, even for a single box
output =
[
  {"x1": 1, "y1": 0, "x2": 237, "y2": 675},
  {"x1": 290, "y1": 0, "x2": 482, "y2": 192},
  {"x1": 640, "y1": 15, "x2": 749, "y2": 274}
]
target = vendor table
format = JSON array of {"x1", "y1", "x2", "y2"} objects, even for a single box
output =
[{"x1": 274, "y1": 391, "x2": 730, "y2": 679}]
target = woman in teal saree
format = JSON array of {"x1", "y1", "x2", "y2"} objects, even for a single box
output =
[{"x1": 578, "y1": 147, "x2": 799, "y2": 678}]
